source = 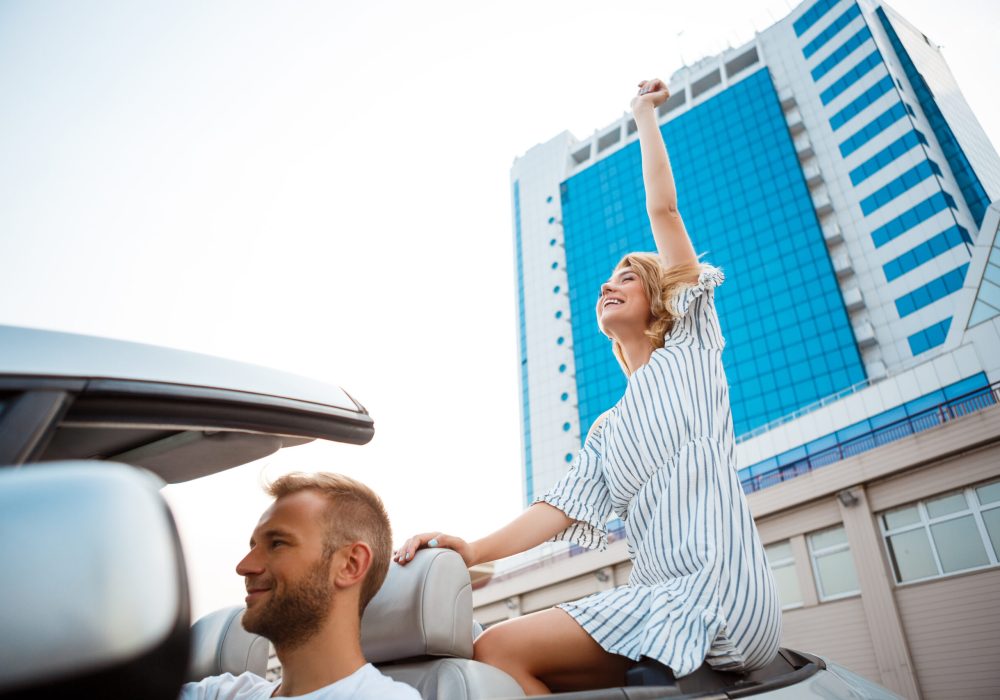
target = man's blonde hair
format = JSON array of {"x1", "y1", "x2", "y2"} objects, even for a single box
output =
[
  {"x1": 601, "y1": 253, "x2": 702, "y2": 375},
  {"x1": 266, "y1": 472, "x2": 392, "y2": 614}
]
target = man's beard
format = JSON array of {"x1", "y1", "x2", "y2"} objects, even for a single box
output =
[{"x1": 242, "y1": 558, "x2": 333, "y2": 651}]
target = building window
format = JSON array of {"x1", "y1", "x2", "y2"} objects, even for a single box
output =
[
  {"x1": 764, "y1": 541, "x2": 803, "y2": 609},
  {"x1": 879, "y1": 480, "x2": 1000, "y2": 584},
  {"x1": 808, "y1": 525, "x2": 859, "y2": 601}
]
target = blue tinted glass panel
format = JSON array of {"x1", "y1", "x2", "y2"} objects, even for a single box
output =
[
  {"x1": 849, "y1": 130, "x2": 925, "y2": 185},
  {"x1": 882, "y1": 225, "x2": 970, "y2": 281},
  {"x1": 860, "y1": 160, "x2": 939, "y2": 215},
  {"x1": 871, "y1": 191, "x2": 956, "y2": 247},
  {"x1": 894, "y1": 264, "x2": 968, "y2": 318},
  {"x1": 820, "y1": 51, "x2": 883, "y2": 105},
  {"x1": 830, "y1": 75, "x2": 895, "y2": 131},
  {"x1": 795, "y1": 0, "x2": 843, "y2": 36},
  {"x1": 877, "y1": 8, "x2": 990, "y2": 226},
  {"x1": 907, "y1": 317, "x2": 952, "y2": 355},
  {"x1": 811, "y1": 26, "x2": 873, "y2": 81},
  {"x1": 839, "y1": 101, "x2": 908, "y2": 157},
  {"x1": 560, "y1": 69, "x2": 865, "y2": 438},
  {"x1": 803, "y1": 4, "x2": 863, "y2": 58},
  {"x1": 738, "y1": 373, "x2": 989, "y2": 484}
]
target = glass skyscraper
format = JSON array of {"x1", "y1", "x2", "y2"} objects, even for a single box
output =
[{"x1": 510, "y1": 0, "x2": 1000, "y2": 507}]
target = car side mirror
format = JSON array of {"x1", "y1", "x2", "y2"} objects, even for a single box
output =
[{"x1": 0, "y1": 462, "x2": 190, "y2": 700}]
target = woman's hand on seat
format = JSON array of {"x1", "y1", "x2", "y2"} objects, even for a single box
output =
[{"x1": 394, "y1": 532, "x2": 476, "y2": 567}]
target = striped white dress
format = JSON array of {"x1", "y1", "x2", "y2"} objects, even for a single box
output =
[{"x1": 536, "y1": 266, "x2": 781, "y2": 677}]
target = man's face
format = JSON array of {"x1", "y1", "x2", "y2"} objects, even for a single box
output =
[{"x1": 236, "y1": 490, "x2": 335, "y2": 650}]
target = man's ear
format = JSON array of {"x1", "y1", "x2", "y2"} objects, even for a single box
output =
[{"x1": 332, "y1": 541, "x2": 373, "y2": 590}]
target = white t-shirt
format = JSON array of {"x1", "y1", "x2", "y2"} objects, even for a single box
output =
[{"x1": 179, "y1": 664, "x2": 421, "y2": 700}]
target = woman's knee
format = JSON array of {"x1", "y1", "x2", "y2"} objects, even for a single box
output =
[{"x1": 473, "y1": 621, "x2": 524, "y2": 667}]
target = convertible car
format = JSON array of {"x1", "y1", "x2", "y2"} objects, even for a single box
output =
[{"x1": 0, "y1": 324, "x2": 900, "y2": 699}]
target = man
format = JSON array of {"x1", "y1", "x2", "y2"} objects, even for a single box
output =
[{"x1": 182, "y1": 472, "x2": 420, "y2": 699}]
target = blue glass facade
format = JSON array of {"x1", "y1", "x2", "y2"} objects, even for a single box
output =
[
  {"x1": 908, "y1": 317, "x2": 952, "y2": 355},
  {"x1": 839, "y1": 101, "x2": 909, "y2": 158},
  {"x1": 859, "y1": 160, "x2": 940, "y2": 216},
  {"x1": 559, "y1": 69, "x2": 866, "y2": 438},
  {"x1": 876, "y1": 8, "x2": 991, "y2": 226},
  {"x1": 883, "y1": 225, "x2": 971, "y2": 282},
  {"x1": 802, "y1": 3, "x2": 862, "y2": 59},
  {"x1": 794, "y1": 0, "x2": 843, "y2": 36},
  {"x1": 829, "y1": 75, "x2": 895, "y2": 131},
  {"x1": 849, "y1": 130, "x2": 926, "y2": 185},
  {"x1": 871, "y1": 191, "x2": 957, "y2": 247},
  {"x1": 512, "y1": 182, "x2": 534, "y2": 502},
  {"x1": 811, "y1": 26, "x2": 872, "y2": 81},
  {"x1": 819, "y1": 50, "x2": 882, "y2": 105},
  {"x1": 895, "y1": 263, "x2": 968, "y2": 317},
  {"x1": 740, "y1": 373, "x2": 991, "y2": 491}
]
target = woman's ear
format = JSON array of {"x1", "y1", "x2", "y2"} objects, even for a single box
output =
[{"x1": 332, "y1": 541, "x2": 374, "y2": 590}]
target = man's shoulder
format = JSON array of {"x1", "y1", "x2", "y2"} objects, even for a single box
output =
[
  {"x1": 180, "y1": 672, "x2": 275, "y2": 700},
  {"x1": 351, "y1": 663, "x2": 421, "y2": 699}
]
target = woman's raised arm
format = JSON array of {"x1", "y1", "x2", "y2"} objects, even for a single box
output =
[{"x1": 632, "y1": 79, "x2": 699, "y2": 273}]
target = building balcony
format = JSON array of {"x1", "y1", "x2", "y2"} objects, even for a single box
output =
[
  {"x1": 833, "y1": 253, "x2": 854, "y2": 278},
  {"x1": 738, "y1": 382, "x2": 1000, "y2": 494},
  {"x1": 822, "y1": 223, "x2": 843, "y2": 245},
  {"x1": 855, "y1": 320, "x2": 877, "y2": 347},
  {"x1": 794, "y1": 133, "x2": 814, "y2": 160},
  {"x1": 843, "y1": 286, "x2": 865, "y2": 311},
  {"x1": 778, "y1": 87, "x2": 797, "y2": 111},
  {"x1": 802, "y1": 163, "x2": 823, "y2": 188},
  {"x1": 786, "y1": 108, "x2": 805, "y2": 134},
  {"x1": 812, "y1": 191, "x2": 834, "y2": 217}
]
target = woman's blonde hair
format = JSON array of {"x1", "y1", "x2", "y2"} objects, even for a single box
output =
[{"x1": 602, "y1": 252, "x2": 701, "y2": 375}]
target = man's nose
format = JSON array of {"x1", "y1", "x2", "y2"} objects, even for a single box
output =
[{"x1": 236, "y1": 548, "x2": 263, "y2": 576}]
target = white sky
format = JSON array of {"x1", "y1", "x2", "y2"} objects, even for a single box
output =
[{"x1": 1, "y1": 0, "x2": 997, "y2": 619}]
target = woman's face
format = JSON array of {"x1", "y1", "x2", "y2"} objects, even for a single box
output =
[{"x1": 596, "y1": 266, "x2": 652, "y2": 336}]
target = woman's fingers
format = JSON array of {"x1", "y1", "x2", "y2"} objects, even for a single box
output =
[{"x1": 393, "y1": 532, "x2": 440, "y2": 565}]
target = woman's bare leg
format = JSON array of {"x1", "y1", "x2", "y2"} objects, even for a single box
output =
[{"x1": 473, "y1": 607, "x2": 633, "y2": 695}]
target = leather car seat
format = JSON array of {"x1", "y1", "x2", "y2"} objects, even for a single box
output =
[
  {"x1": 362, "y1": 548, "x2": 525, "y2": 700},
  {"x1": 187, "y1": 606, "x2": 270, "y2": 681}
]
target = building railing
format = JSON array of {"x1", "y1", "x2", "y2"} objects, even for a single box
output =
[
  {"x1": 740, "y1": 382, "x2": 1000, "y2": 494},
  {"x1": 485, "y1": 382, "x2": 999, "y2": 588}
]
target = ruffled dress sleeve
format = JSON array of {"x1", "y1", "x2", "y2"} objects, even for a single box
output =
[
  {"x1": 665, "y1": 264, "x2": 726, "y2": 350},
  {"x1": 532, "y1": 418, "x2": 613, "y2": 551}
]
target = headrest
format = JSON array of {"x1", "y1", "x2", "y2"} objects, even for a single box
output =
[
  {"x1": 361, "y1": 548, "x2": 473, "y2": 664},
  {"x1": 0, "y1": 462, "x2": 190, "y2": 700},
  {"x1": 188, "y1": 607, "x2": 269, "y2": 681}
]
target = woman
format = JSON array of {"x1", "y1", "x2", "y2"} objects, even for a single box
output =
[{"x1": 395, "y1": 79, "x2": 781, "y2": 694}]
